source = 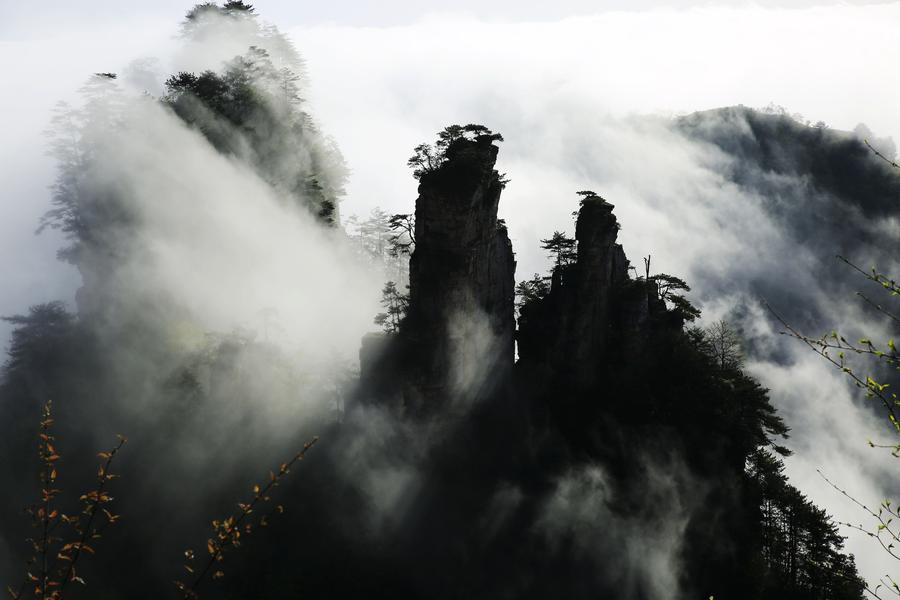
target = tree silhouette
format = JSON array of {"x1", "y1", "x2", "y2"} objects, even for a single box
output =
[
  {"x1": 387, "y1": 213, "x2": 415, "y2": 256},
  {"x1": 407, "y1": 124, "x2": 504, "y2": 180},
  {"x1": 747, "y1": 448, "x2": 866, "y2": 599},
  {"x1": 515, "y1": 273, "x2": 550, "y2": 314},
  {"x1": 344, "y1": 208, "x2": 411, "y2": 287},
  {"x1": 705, "y1": 319, "x2": 744, "y2": 370},
  {"x1": 162, "y1": 45, "x2": 346, "y2": 225},
  {"x1": 649, "y1": 273, "x2": 701, "y2": 322},
  {"x1": 373, "y1": 282, "x2": 409, "y2": 333},
  {"x1": 406, "y1": 144, "x2": 441, "y2": 180},
  {"x1": 576, "y1": 190, "x2": 604, "y2": 202},
  {"x1": 540, "y1": 231, "x2": 576, "y2": 271}
]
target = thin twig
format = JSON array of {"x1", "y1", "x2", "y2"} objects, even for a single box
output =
[
  {"x1": 180, "y1": 436, "x2": 319, "y2": 598},
  {"x1": 866, "y1": 139, "x2": 900, "y2": 170},
  {"x1": 57, "y1": 436, "x2": 126, "y2": 593},
  {"x1": 765, "y1": 301, "x2": 898, "y2": 432}
]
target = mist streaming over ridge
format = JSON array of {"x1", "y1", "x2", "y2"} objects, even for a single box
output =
[
  {"x1": 292, "y1": 10, "x2": 899, "y2": 585},
  {"x1": 0, "y1": 5, "x2": 384, "y2": 592},
  {"x1": 0, "y1": 2, "x2": 896, "y2": 598}
]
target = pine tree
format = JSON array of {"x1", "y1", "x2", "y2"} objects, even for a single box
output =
[{"x1": 539, "y1": 231, "x2": 576, "y2": 271}]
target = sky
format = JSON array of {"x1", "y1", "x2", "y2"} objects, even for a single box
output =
[
  {"x1": 2, "y1": 0, "x2": 897, "y2": 34},
  {"x1": 1, "y1": 0, "x2": 899, "y2": 588}
]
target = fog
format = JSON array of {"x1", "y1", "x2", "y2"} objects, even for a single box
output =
[
  {"x1": 1, "y1": 0, "x2": 898, "y2": 591},
  {"x1": 290, "y1": 6, "x2": 899, "y2": 585}
]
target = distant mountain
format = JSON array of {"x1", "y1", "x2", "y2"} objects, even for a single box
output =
[{"x1": 674, "y1": 107, "x2": 899, "y2": 347}]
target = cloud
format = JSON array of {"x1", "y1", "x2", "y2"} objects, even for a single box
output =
[
  {"x1": 84, "y1": 99, "x2": 378, "y2": 356},
  {"x1": 287, "y1": 4, "x2": 900, "y2": 584},
  {"x1": 0, "y1": 14, "x2": 386, "y2": 587},
  {"x1": 0, "y1": 0, "x2": 898, "y2": 589},
  {"x1": 536, "y1": 462, "x2": 698, "y2": 600}
]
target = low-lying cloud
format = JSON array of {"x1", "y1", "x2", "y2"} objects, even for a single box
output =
[
  {"x1": 1, "y1": 1, "x2": 898, "y2": 589},
  {"x1": 291, "y1": 5, "x2": 900, "y2": 585}
]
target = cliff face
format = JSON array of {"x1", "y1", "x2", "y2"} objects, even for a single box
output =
[
  {"x1": 360, "y1": 146, "x2": 673, "y2": 413},
  {"x1": 517, "y1": 196, "x2": 659, "y2": 390},
  {"x1": 566, "y1": 197, "x2": 630, "y2": 386},
  {"x1": 360, "y1": 137, "x2": 516, "y2": 414}
]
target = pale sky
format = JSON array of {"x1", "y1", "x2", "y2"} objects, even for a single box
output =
[{"x1": 3, "y1": 0, "x2": 895, "y2": 35}]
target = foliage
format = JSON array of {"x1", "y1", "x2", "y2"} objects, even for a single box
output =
[
  {"x1": 774, "y1": 257, "x2": 898, "y2": 597},
  {"x1": 344, "y1": 208, "x2": 411, "y2": 287},
  {"x1": 8, "y1": 402, "x2": 126, "y2": 600},
  {"x1": 41, "y1": 40, "x2": 347, "y2": 279},
  {"x1": 684, "y1": 324, "x2": 792, "y2": 459},
  {"x1": 407, "y1": 124, "x2": 503, "y2": 180},
  {"x1": 515, "y1": 273, "x2": 551, "y2": 314},
  {"x1": 649, "y1": 273, "x2": 701, "y2": 322},
  {"x1": 5, "y1": 403, "x2": 319, "y2": 599},
  {"x1": 373, "y1": 282, "x2": 409, "y2": 333},
  {"x1": 387, "y1": 213, "x2": 416, "y2": 256},
  {"x1": 167, "y1": 54, "x2": 333, "y2": 192},
  {"x1": 162, "y1": 30, "x2": 344, "y2": 224},
  {"x1": 539, "y1": 231, "x2": 576, "y2": 271},
  {"x1": 748, "y1": 449, "x2": 866, "y2": 599},
  {"x1": 576, "y1": 190, "x2": 605, "y2": 204},
  {"x1": 183, "y1": 2, "x2": 256, "y2": 29},
  {"x1": 176, "y1": 437, "x2": 318, "y2": 598},
  {"x1": 786, "y1": 257, "x2": 898, "y2": 443},
  {"x1": 771, "y1": 140, "x2": 899, "y2": 598},
  {"x1": 819, "y1": 472, "x2": 900, "y2": 598},
  {"x1": 701, "y1": 319, "x2": 744, "y2": 371},
  {"x1": 2, "y1": 304, "x2": 75, "y2": 373},
  {"x1": 38, "y1": 75, "x2": 126, "y2": 264}
]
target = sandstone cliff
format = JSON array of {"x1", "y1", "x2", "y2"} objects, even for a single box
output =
[{"x1": 360, "y1": 136, "x2": 515, "y2": 415}]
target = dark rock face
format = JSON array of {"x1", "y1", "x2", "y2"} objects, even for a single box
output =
[
  {"x1": 517, "y1": 196, "x2": 662, "y2": 391},
  {"x1": 566, "y1": 198, "x2": 629, "y2": 386},
  {"x1": 360, "y1": 138, "x2": 516, "y2": 414},
  {"x1": 407, "y1": 139, "x2": 516, "y2": 403},
  {"x1": 358, "y1": 147, "x2": 670, "y2": 415}
]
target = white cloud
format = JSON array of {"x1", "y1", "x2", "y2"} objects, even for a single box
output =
[
  {"x1": 289, "y1": 4, "x2": 900, "y2": 583},
  {"x1": 0, "y1": 0, "x2": 897, "y2": 586}
]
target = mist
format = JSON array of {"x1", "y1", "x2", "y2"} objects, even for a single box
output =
[
  {"x1": 0, "y1": 1, "x2": 898, "y2": 596},
  {"x1": 290, "y1": 6, "x2": 900, "y2": 585}
]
